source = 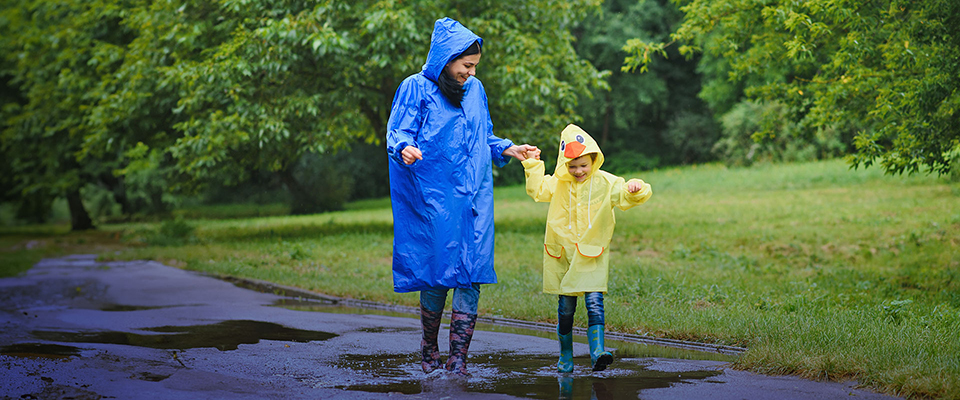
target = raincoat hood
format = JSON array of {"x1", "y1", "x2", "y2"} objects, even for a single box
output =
[
  {"x1": 554, "y1": 124, "x2": 605, "y2": 182},
  {"x1": 421, "y1": 17, "x2": 483, "y2": 82}
]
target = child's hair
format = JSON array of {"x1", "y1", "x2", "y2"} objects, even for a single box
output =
[{"x1": 566, "y1": 153, "x2": 597, "y2": 165}]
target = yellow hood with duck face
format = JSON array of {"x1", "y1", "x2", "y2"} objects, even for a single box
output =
[{"x1": 554, "y1": 124, "x2": 605, "y2": 182}]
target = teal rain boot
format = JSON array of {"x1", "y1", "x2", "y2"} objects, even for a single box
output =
[
  {"x1": 586, "y1": 325, "x2": 613, "y2": 371},
  {"x1": 557, "y1": 326, "x2": 573, "y2": 373}
]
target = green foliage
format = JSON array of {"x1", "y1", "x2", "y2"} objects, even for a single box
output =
[
  {"x1": 712, "y1": 99, "x2": 840, "y2": 167},
  {"x1": 132, "y1": 0, "x2": 607, "y2": 196},
  {"x1": 0, "y1": 0, "x2": 132, "y2": 229},
  {"x1": 2, "y1": 0, "x2": 607, "y2": 218},
  {"x1": 572, "y1": 0, "x2": 716, "y2": 168},
  {"x1": 624, "y1": 0, "x2": 960, "y2": 176},
  {"x1": 948, "y1": 145, "x2": 960, "y2": 183},
  {"x1": 664, "y1": 110, "x2": 721, "y2": 164}
]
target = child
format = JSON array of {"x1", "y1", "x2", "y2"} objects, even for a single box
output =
[{"x1": 521, "y1": 124, "x2": 652, "y2": 372}]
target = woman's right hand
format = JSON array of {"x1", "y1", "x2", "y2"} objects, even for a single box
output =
[{"x1": 401, "y1": 146, "x2": 423, "y2": 165}]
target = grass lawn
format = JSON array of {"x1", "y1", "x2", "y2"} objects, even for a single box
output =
[{"x1": 2, "y1": 159, "x2": 958, "y2": 399}]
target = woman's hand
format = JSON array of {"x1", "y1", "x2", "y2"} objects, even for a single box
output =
[
  {"x1": 502, "y1": 144, "x2": 538, "y2": 161},
  {"x1": 401, "y1": 146, "x2": 423, "y2": 165}
]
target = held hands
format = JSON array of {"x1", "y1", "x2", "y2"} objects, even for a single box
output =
[
  {"x1": 502, "y1": 144, "x2": 538, "y2": 161},
  {"x1": 401, "y1": 146, "x2": 423, "y2": 165},
  {"x1": 626, "y1": 179, "x2": 645, "y2": 194},
  {"x1": 524, "y1": 148, "x2": 541, "y2": 160}
]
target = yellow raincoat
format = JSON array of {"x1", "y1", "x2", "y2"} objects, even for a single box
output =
[{"x1": 522, "y1": 124, "x2": 652, "y2": 295}]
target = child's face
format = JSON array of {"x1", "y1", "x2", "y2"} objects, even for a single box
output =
[{"x1": 567, "y1": 155, "x2": 593, "y2": 182}]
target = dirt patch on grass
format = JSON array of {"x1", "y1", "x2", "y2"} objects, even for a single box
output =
[{"x1": 636, "y1": 249, "x2": 663, "y2": 258}]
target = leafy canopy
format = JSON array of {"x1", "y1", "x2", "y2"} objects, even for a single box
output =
[
  {"x1": 2, "y1": 0, "x2": 608, "y2": 219},
  {"x1": 624, "y1": 0, "x2": 960, "y2": 175}
]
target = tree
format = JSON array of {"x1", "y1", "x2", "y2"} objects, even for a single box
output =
[
  {"x1": 3, "y1": 0, "x2": 608, "y2": 219},
  {"x1": 0, "y1": 0, "x2": 140, "y2": 229},
  {"x1": 105, "y1": 0, "x2": 608, "y2": 213},
  {"x1": 572, "y1": 0, "x2": 717, "y2": 171},
  {"x1": 623, "y1": 0, "x2": 960, "y2": 175}
]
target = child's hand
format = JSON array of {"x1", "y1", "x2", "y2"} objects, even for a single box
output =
[
  {"x1": 525, "y1": 148, "x2": 541, "y2": 160},
  {"x1": 503, "y1": 144, "x2": 538, "y2": 161},
  {"x1": 627, "y1": 179, "x2": 645, "y2": 193}
]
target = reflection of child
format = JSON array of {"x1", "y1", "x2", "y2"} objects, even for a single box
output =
[{"x1": 521, "y1": 124, "x2": 652, "y2": 372}]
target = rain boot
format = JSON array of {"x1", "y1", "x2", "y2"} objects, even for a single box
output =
[
  {"x1": 558, "y1": 375, "x2": 574, "y2": 400},
  {"x1": 557, "y1": 325, "x2": 574, "y2": 373},
  {"x1": 587, "y1": 324, "x2": 613, "y2": 371},
  {"x1": 420, "y1": 305, "x2": 443, "y2": 373},
  {"x1": 444, "y1": 310, "x2": 477, "y2": 376}
]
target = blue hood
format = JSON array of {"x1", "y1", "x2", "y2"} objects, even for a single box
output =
[{"x1": 421, "y1": 17, "x2": 483, "y2": 82}]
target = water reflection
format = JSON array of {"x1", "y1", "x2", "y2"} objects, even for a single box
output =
[
  {"x1": 31, "y1": 320, "x2": 337, "y2": 351},
  {"x1": 332, "y1": 351, "x2": 724, "y2": 399}
]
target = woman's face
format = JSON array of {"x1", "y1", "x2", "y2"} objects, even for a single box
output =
[{"x1": 445, "y1": 53, "x2": 481, "y2": 84}]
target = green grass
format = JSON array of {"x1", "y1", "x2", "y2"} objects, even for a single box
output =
[{"x1": 2, "y1": 159, "x2": 958, "y2": 398}]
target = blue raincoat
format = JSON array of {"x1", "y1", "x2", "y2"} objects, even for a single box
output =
[{"x1": 386, "y1": 18, "x2": 514, "y2": 293}]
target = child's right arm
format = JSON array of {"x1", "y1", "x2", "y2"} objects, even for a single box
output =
[{"x1": 522, "y1": 157, "x2": 556, "y2": 202}]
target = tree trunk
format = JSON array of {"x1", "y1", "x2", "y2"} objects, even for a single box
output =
[
  {"x1": 601, "y1": 91, "x2": 612, "y2": 148},
  {"x1": 66, "y1": 189, "x2": 94, "y2": 231},
  {"x1": 100, "y1": 173, "x2": 134, "y2": 215},
  {"x1": 278, "y1": 168, "x2": 320, "y2": 215},
  {"x1": 148, "y1": 185, "x2": 167, "y2": 214}
]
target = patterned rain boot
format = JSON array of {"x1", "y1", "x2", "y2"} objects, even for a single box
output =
[
  {"x1": 557, "y1": 325, "x2": 574, "y2": 373},
  {"x1": 587, "y1": 324, "x2": 613, "y2": 371},
  {"x1": 558, "y1": 375, "x2": 574, "y2": 400},
  {"x1": 444, "y1": 311, "x2": 477, "y2": 376},
  {"x1": 420, "y1": 305, "x2": 443, "y2": 373}
]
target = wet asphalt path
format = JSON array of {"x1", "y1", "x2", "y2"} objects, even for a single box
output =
[{"x1": 0, "y1": 255, "x2": 900, "y2": 400}]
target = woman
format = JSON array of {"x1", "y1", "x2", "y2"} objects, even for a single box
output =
[{"x1": 386, "y1": 17, "x2": 535, "y2": 376}]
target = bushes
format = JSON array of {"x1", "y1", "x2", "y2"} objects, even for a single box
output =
[
  {"x1": 664, "y1": 111, "x2": 721, "y2": 165},
  {"x1": 947, "y1": 146, "x2": 960, "y2": 183},
  {"x1": 713, "y1": 100, "x2": 847, "y2": 167}
]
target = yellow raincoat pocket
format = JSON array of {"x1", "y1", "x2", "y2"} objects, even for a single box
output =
[
  {"x1": 570, "y1": 243, "x2": 604, "y2": 274},
  {"x1": 544, "y1": 244, "x2": 565, "y2": 259},
  {"x1": 575, "y1": 243, "x2": 604, "y2": 258}
]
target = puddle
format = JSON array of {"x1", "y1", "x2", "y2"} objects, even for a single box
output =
[
  {"x1": 31, "y1": 320, "x2": 337, "y2": 351},
  {"x1": 328, "y1": 351, "x2": 723, "y2": 399},
  {"x1": 136, "y1": 371, "x2": 173, "y2": 382},
  {"x1": 279, "y1": 301, "x2": 734, "y2": 399},
  {"x1": 99, "y1": 304, "x2": 169, "y2": 312},
  {"x1": 229, "y1": 277, "x2": 738, "y2": 398},
  {"x1": 356, "y1": 327, "x2": 420, "y2": 334},
  {"x1": 271, "y1": 297, "x2": 338, "y2": 308},
  {"x1": 479, "y1": 323, "x2": 737, "y2": 362},
  {"x1": 279, "y1": 302, "x2": 736, "y2": 363},
  {"x1": 0, "y1": 343, "x2": 82, "y2": 360}
]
